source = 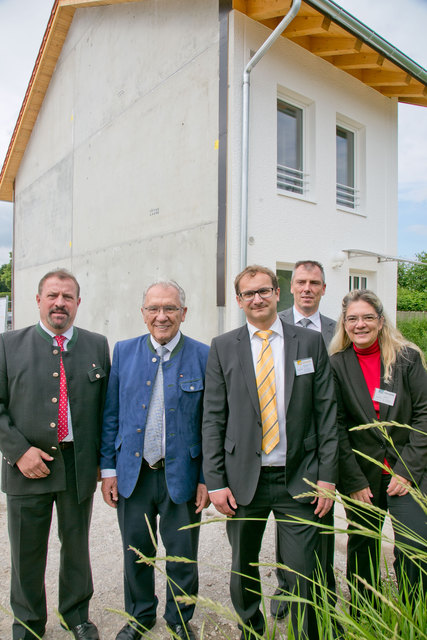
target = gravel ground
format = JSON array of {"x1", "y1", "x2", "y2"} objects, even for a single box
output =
[{"x1": 0, "y1": 488, "x2": 394, "y2": 640}]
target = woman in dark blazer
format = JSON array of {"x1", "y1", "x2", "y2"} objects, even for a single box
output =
[{"x1": 329, "y1": 289, "x2": 427, "y2": 603}]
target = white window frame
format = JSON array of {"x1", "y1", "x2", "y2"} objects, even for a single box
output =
[
  {"x1": 277, "y1": 89, "x2": 314, "y2": 201},
  {"x1": 336, "y1": 114, "x2": 365, "y2": 215},
  {"x1": 349, "y1": 273, "x2": 368, "y2": 291}
]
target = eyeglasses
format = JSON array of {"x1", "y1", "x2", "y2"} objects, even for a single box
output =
[
  {"x1": 238, "y1": 287, "x2": 275, "y2": 302},
  {"x1": 344, "y1": 314, "x2": 381, "y2": 326},
  {"x1": 143, "y1": 306, "x2": 183, "y2": 315}
]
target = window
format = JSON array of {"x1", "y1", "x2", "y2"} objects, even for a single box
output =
[
  {"x1": 349, "y1": 274, "x2": 367, "y2": 291},
  {"x1": 336, "y1": 126, "x2": 356, "y2": 209},
  {"x1": 277, "y1": 100, "x2": 305, "y2": 194},
  {"x1": 276, "y1": 269, "x2": 293, "y2": 311}
]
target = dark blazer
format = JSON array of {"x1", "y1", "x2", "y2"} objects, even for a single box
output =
[
  {"x1": 330, "y1": 345, "x2": 427, "y2": 497},
  {"x1": 100, "y1": 333, "x2": 209, "y2": 503},
  {"x1": 279, "y1": 307, "x2": 336, "y2": 347},
  {"x1": 202, "y1": 318, "x2": 338, "y2": 505},
  {"x1": 0, "y1": 324, "x2": 110, "y2": 502}
]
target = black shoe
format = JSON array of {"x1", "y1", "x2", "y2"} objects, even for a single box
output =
[
  {"x1": 270, "y1": 588, "x2": 289, "y2": 619},
  {"x1": 166, "y1": 622, "x2": 196, "y2": 640},
  {"x1": 70, "y1": 621, "x2": 99, "y2": 640},
  {"x1": 115, "y1": 619, "x2": 156, "y2": 640}
]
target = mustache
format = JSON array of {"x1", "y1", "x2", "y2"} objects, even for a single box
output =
[{"x1": 49, "y1": 307, "x2": 69, "y2": 316}]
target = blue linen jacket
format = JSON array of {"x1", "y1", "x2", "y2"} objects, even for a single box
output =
[{"x1": 100, "y1": 332, "x2": 209, "y2": 503}]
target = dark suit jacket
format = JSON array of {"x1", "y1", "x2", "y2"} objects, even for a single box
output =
[
  {"x1": 279, "y1": 307, "x2": 336, "y2": 347},
  {"x1": 0, "y1": 324, "x2": 110, "y2": 502},
  {"x1": 100, "y1": 333, "x2": 209, "y2": 503},
  {"x1": 202, "y1": 318, "x2": 338, "y2": 505},
  {"x1": 330, "y1": 345, "x2": 427, "y2": 497}
]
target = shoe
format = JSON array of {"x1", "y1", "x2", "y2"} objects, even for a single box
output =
[
  {"x1": 166, "y1": 622, "x2": 196, "y2": 640},
  {"x1": 115, "y1": 619, "x2": 156, "y2": 639},
  {"x1": 70, "y1": 621, "x2": 100, "y2": 640},
  {"x1": 270, "y1": 588, "x2": 289, "y2": 619}
]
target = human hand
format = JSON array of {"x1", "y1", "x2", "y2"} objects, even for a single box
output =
[
  {"x1": 387, "y1": 474, "x2": 411, "y2": 496},
  {"x1": 195, "y1": 483, "x2": 210, "y2": 513},
  {"x1": 101, "y1": 476, "x2": 119, "y2": 507},
  {"x1": 350, "y1": 486, "x2": 373, "y2": 504},
  {"x1": 312, "y1": 480, "x2": 335, "y2": 517},
  {"x1": 208, "y1": 487, "x2": 237, "y2": 516},
  {"x1": 16, "y1": 447, "x2": 53, "y2": 479}
]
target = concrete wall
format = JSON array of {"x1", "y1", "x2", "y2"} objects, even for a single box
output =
[
  {"x1": 13, "y1": 0, "x2": 220, "y2": 346},
  {"x1": 225, "y1": 11, "x2": 398, "y2": 329}
]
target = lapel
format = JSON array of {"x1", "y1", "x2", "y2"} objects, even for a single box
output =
[
  {"x1": 343, "y1": 347, "x2": 386, "y2": 444},
  {"x1": 236, "y1": 325, "x2": 261, "y2": 419},
  {"x1": 282, "y1": 320, "x2": 298, "y2": 414}
]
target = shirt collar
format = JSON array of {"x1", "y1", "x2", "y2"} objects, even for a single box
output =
[
  {"x1": 39, "y1": 321, "x2": 74, "y2": 342},
  {"x1": 150, "y1": 330, "x2": 181, "y2": 354},
  {"x1": 247, "y1": 315, "x2": 283, "y2": 339},
  {"x1": 293, "y1": 306, "x2": 321, "y2": 330}
]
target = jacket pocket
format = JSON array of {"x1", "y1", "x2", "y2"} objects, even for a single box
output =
[
  {"x1": 87, "y1": 366, "x2": 107, "y2": 382},
  {"x1": 180, "y1": 379, "x2": 204, "y2": 392}
]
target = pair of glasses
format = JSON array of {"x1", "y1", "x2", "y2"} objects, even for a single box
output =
[
  {"x1": 143, "y1": 306, "x2": 182, "y2": 315},
  {"x1": 344, "y1": 314, "x2": 380, "y2": 325},
  {"x1": 238, "y1": 287, "x2": 275, "y2": 302}
]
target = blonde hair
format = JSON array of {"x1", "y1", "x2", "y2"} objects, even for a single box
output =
[{"x1": 329, "y1": 289, "x2": 426, "y2": 382}]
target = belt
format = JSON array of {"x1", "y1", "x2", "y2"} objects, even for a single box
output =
[
  {"x1": 143, "y1": 458, "x2": 165, "y2": 470},
  {"x1": 59, "y1": 441, "x2": 74, "y2": 450}
]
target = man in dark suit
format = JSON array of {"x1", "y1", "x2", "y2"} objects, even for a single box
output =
[
  {"x1": 0, "y1": 269, "x2": 110, "y2": 640},
  {"x1": 202, "y1": 265, "x2": 338, "y2": 640},
  {"x1": 100, "y1": 281, "x2": 209, "y2": 640},
  {"x1": 273, "y1": 260, "x2": 337, "y2": 618}
]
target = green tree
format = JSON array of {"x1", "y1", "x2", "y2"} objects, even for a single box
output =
[
  {"x1": 397, "y1": 251, "x2": 427, "y2": 311},
  {"x1": 0, "y1": 252, "x2": 12, "y2": 293}
]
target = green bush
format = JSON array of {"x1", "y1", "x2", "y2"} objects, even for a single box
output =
[
  {"x1": 397, "y1": 317, "x2": 427, "y2": 360},
  {"x1": 397, "y1": 286, "x2": 427, "y2": 311}
]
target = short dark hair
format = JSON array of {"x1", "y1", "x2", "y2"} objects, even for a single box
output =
[
  {"x1": 38, "y1": 269, "x2": 80, "y2": 297},
  {"x1": 234, "y1": 265, "x2": 279, "y2": 295},
  {"x1": 292, "y1": 260, "x2": 325, "y2": 284}
]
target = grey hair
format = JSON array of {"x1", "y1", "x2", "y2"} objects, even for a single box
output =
[
  {"x1": 142, "y1": 281, "x2": 186, "y2": 307},
  {"x1": 291, "y1": 260, "x2": 326, "y2": 284}
]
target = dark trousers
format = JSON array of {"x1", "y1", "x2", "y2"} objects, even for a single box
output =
[
  {"x1": 7, "y1": 446, "x2": 94, "y2": 640},
  {"x1": 117, "y1": 464, "x2": 201, "y2": 626},
  {"x1": 226, "y1": 467, "x2": 320, "y2": 640},
  {"x1": 346, "y1": 474, "x2": 427, "y2": 600},
  {"x1": 275, "y1": 507, "x2": 336, "y2": 600}
]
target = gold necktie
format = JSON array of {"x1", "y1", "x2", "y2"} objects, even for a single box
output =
[{"x1": 256, "y1": 330, "x2": 279, "y2": 454}]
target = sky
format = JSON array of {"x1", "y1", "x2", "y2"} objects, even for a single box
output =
[{"x1": 0, "y1": 0, "x2": 426, "y2": 266}]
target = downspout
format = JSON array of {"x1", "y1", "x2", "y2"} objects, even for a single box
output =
[{"x1": 240, "y1": 0, "x2": 301, "y2": 272}]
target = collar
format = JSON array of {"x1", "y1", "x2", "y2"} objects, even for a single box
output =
[
  {"x1": 39, "y1": 321, "x2": 74, "y2": 343},
  {"x1": 293, "y1": 306, "x2": 321, "y2": 330},
  {"x1": 150, "y1": 330, "x2": 181, "y2": 354},
  {"x1": 247, "y1": 315, "x2": 283, "y2": 340}
]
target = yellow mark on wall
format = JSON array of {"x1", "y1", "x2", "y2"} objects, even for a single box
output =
[{"x1": 214, "y1": 139, "x2": 219, "y2": 150}]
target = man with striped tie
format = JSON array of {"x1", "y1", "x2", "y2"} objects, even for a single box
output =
[{"x1": 202, "y1": 265, "x2": 338, "y2": 640}]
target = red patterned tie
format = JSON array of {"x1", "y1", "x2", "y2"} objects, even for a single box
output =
[{"x1": 55, "y1": 335, "x2": 69, "y2": 441}]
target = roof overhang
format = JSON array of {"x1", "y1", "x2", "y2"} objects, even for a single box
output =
[
  {"x1": 0, "y1": 0, "x2": 426, "y2": 202},
  {"x1": 344, "y1": 249, "x2": 426, "y2": 266}
]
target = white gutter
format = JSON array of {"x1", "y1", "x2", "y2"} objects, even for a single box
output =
[{"x1": 240, "y1": 0, "x2": 301, "y2": 272}]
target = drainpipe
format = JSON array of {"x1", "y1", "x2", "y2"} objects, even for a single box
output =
[{"x1": 240, "y1": 0, "x2": 301, "y2": 272}]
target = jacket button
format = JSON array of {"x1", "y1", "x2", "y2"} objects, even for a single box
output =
[
  {"x1": 96, "y1": 373, "x2": 100, "y2": 379},
  {"x1": 51, "y1": 446, "x2": 57, "y2": 451},
  {"x1": 135, "y1": 452, "x2": 140, "y2": 457},
  {"x1": 53, "y1": 372, "x2": 59, "y2": 378},
  {"x1": 142, "y1": 404, "x2": 146, "y2": 409},
  {"x1": 136, "y1": 428, "x2": 142, "y2": 433},
  {"x1": 152, "y1": 357, "x2": 157, "y2": 362},
  {"x1": 50, "y1": 422, "x2": 56, "y2": 428},
  {"x1": 146, "y1": 381, "x2": 151, "y2": 386},
  {"x1": 53, "y1": 349, "x2": 59, "y2": 355},
  {"x1": 52, "y1": 397, "x2": 58, "y2": 403}
]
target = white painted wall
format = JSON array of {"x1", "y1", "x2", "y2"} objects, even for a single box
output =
[
  {"x1": 225, "y1": 11, "x2": 399, "y2": 329},
  {"x1": 13, "y1": 0, "x2": 220, "y2": 346}
]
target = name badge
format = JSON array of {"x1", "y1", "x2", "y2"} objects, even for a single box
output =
[
  {"x1": 294, "y1": 357, "x2": 315, "y2": 376},
  {"x1": 373, "y1": 388, "x2": 396, "y2": 406}
]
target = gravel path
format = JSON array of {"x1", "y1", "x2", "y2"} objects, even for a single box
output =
[{"x1": 0, "y1": 488, "x2": 394, "y2": 640}]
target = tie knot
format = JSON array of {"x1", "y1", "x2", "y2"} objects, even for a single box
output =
[
  {"x1": 256, "y1": 330, "x2": 273, "y2": 342},
  {"x1": 299, "y1": 318, "x2": 312, "y2": 328},
  {"x1": 157, "y1": 345, "x2": 168, "y2": 358},
  {"x1": 55, "y1": 335, "x2": 66, "y2": 350}
]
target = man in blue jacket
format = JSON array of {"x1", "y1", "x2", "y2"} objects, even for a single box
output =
[{"x1": 100, "y1": 281, "x2": 209, "y2": 640}]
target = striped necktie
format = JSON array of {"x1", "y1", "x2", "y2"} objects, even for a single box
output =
[{"x1": 256, "y1": 330, "x2": 279, "y2": 454}]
